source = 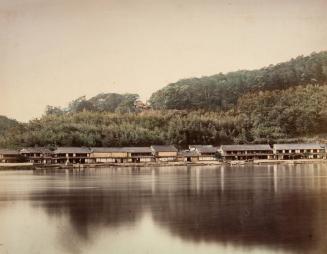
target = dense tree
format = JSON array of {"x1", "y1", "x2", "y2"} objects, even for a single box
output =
[
  {"x1": 63, "y1": 93, "x2": 139, "y2": 114},
  {"x1": 1, "y1": 52, "x2": 327, "y2": 149},
  {"x1": 1, "y1": 84, "x2": 326, "y2": 148},
  {"x1": 149, "y1": 51, "x2": 327, "y2": 111},
  {"x1": 0, "y1": 116, "x2": 19, "y2": 136},
  {"x1": 45, "y1": 106, "x2": 65, "y2": 116}
]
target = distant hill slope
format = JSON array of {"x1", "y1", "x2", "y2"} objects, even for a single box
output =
[
  {"x1": 2, "y1": 51, "x2": 327, "y2": 148},
  {"x1": 0, "y1": 115, "x2": 19, "y2": 136},
  {"x1": 1, "y1": 84, "x2": 327, "y2": 148},
  {"x1": 149, "y1": 51, "x2": 327, "y2": 110},
  {"x1": 45, "y1": 93, "x2": 140, "y2": 115}
]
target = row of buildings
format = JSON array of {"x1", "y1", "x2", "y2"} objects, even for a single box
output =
[{"x1": 0, "y1": 143, "x2": 326, "y2": 165}]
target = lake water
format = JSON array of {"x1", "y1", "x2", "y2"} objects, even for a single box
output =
[{"x1": 0, "y1": 164, "x2": 327, "y2": 254}]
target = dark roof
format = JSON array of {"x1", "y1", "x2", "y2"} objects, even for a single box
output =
[
  {"x1": 178, "y1": 150, "x2": 199, "y2": 157},
  {"x1": 220, "y1": 144, "x2": 272, "y2": 151},
  {"x1": 0, "y1": 149, "x2": 20, "y2": 155},
  {"x1": 151, "y1": 145, "x2": 178, "y2": 152},
  {"x1": 189, "y1": 145, "x2": 217, "y2": 153},
  {"x1": 91, "y1": 147, "x2": 152, "y2": 153},
  {"x1": 20, "y1": 147, "x2": 53, "y2": 154},
  {"x1": 273, "y1": 143, "x2": 325, "y2": 150},
  {"x1": 54, "y1": 147, "x2": 91, "y2": 154}
]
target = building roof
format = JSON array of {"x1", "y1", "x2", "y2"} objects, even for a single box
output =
[
  {"x1": 54, "y1": 147, "x2": 91, "y2": 154},
  {"x1": 220, "y1": 144, "x2": 272, "y2": 151},
  {"x1": 150, "y1": 145, "x2": 178, "y2": 152},
  {"x1": 273, "y1": 143, "x2": 325, "y2": 150},
  {"x1": 0, "y1": 149, "x2": 20, "y2": 155},
  {"x1": 20, "y1": 147, "x2": 53, "y2": 154},
  {"x1": 189, "y1": 145, "x2": 217, "y2": 153},
  {"x1": 91, "y1": 147, "x2": 152, "y2": 153}
]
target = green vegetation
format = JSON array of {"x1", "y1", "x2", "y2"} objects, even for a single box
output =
[
  {"x1": 1, "y1": 51, "x2": 327, "y2": 148},
  {"x1": 1, "y1": 84, "x2": 326, "y2": 148},
  {"x1": 149, "y1": 51, "x2": 327, "y2": 110},
  {"x1": 0, "y1": 116, "x2": 19, "y2": 136},
  {"x1": 45, "y1": 93, "x2": 140, "y2": 115},
  {"x1": 0, "y1": 110, "x2": 237, "y2": 148}
]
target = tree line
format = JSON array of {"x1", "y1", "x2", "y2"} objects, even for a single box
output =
[
  {"x1": 1, "y1": 84, "x2": 326, "y2": 149},
  {"x1": 149, "y1": 51, "x2": 327, "y2": 110},
  {"x1": 1, "y1": 51, "x2": 327, "y2": 148}
]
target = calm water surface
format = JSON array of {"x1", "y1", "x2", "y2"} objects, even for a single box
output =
[{"x1": 1, "y1": 164, "x2": 327, "y2": 254}]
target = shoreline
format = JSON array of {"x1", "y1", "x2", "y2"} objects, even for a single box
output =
[{"x1": 1, "y1": 159, "x2": 327, "y2": 170}]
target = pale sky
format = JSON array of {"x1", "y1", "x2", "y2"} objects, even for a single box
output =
[{"x1": 0, "y1": 0, "x2": 326, "y2": 122}]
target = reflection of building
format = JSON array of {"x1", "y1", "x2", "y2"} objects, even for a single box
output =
[
  {"x1": 31, "y1": 164, "x2": 324, "y2": 254},
  {"x1": 53, "y1": 147, "x2": 91, "y2": 164},
  {"x1": 273, "y1": 144, "x2": 326, "y2": 160},
  {"x1": 90, "y1": 147, "x2": 154, "y2": 163},
  {"x1": 0, "y1": 149, "x2": 22, "y2": 163},
  {"x1": 151, "y1": 145, "x2": 178, "y2": 162},
  {"x1": 189, "y1": 145, "x2": 218, "y2": 161},
  {"x1": 20, "y1": 147, "x2": 53, "y2": 164},
  {"x1": 220, "y1": 144, "x2": 274, "y2": 160}
]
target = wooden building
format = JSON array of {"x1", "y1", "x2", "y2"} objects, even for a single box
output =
[
  {"x1": 90, "y1": 147, "x2": 154, "y2": 163},
  {"x1": 151, "y1": 145, "x2": 178, "y2": 162},
  {"x1": 178, "y1": 150, "x2": 199, "y2": 162},
  {"x1": 189, "y1": 145, "x2": 218, "y2": 161},
  {"x1": 20, "y1": 147, "x2": 53, "y2": 164},
  {"x1": 53, "y1": 147, "x2": 91, "y2": 164},
  {"x1": 220, "y1": 144, "x2": 273, "y2": 161},
  {"x1": 0, "y1": 149, "x2": 23, "y2": 163},
  {"x1": 126, "y1": 147, "x2": 153, "y2": 162},
  {"x1": 273, "y1": 144, "x2": 326, "y2": 160}
]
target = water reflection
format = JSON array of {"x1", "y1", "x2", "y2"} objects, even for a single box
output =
[{"x1": 1, "y1": 164, "x2": 327, "y2": 254}]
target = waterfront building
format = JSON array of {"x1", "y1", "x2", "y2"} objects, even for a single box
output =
[
  {"x1": 220, "y1": 144, "x2": 273, "y2": 161},
  {"x1": 53, "y1": 147, "x2": 91, "y2": 164},
  {"x1": 126, "y1": 147, "x2": 154, "y2": 162},
  {"x1": 90, "y1": 147, "x2": 154, "y2": 163},
  {"x1": 189, "y1": 145, "x2": 218, "y2": 161},
  {"x1": 178, "y1": 150, "x2": 199, "y2": 162},
  {"x1": 150, "y1": 145, "x2": 178, "y2": 162},
  {"x1": 273, "y1": 143, "x2": 326, "y2": 159},
  {"x1": 20, "y1": 147, "x2": 53, "y2": 164},
  {"x1": 0, "y1": 149, "x2": 22, "y2": 163},
  {"x1": 91, "y1": 147, "x2": 128, "y2": 163}
]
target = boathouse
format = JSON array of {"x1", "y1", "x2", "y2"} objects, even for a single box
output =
[
  {"x1": 150, "y1": 145, "x2": 178, "y2": 162},
  {"x1": 220, "y1": 144, "x2": 273, "y2": 161},
  {"x1": 273, "y1": 144, "x2": 326, "y2": 160},
  {"x1": 0, "y1": 149, "x2": 23, "y2": 163},
  {"x1": 91, "y1": 147, "x2": 128, "y2": 163},
  {"x1": 178, "y1": 150, "x2": 199, "y2": 162},
  {"x1": 90, "y1": 147, "x2": 154, "y2": 163},
  {"x1": 20, "y1": 147, "x2": 53, "y2": 164},
  {"x1": 53, "y1": 147, "x2": 91, "y2": 164},
  {"x1": 126, "y1": 147, "x2": 153, "y2": 162},
  {"x1": 189, "y1": 145, "x2": 218, "y2": 161}
]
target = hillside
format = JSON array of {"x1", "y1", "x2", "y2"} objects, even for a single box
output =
[
  {"x1": 0, "y1": 116, "x2": 19, "y2": 136},
  {"x1": 1, "y1": 51, "x2": 327, "y2": 148},
  {"x1": 45, "y1": 93, "x2": 140, "y2": 115},
  {"x1": 149, "y1": 51, "x2": 327, "y2": 110},
  {"x1": 1, "y1": 84, "x2": 326, "y2": 148}
]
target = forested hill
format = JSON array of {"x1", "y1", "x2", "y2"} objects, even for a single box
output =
[
  {"x1": 1, "y1": 51, "x2": 327, "y2": 148},
  {"x1": 0, "y1": 116, "x2": 19, "y2": 136},
  {"x1": 1, "y1": 84, "x2": 326, "y2": 148},
  {"x1": 149, "y1": 51, "x2": 327, "y2": 110},
  {"x1": 45, "y1": 93, "x2": 139, "y2": 115}
]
